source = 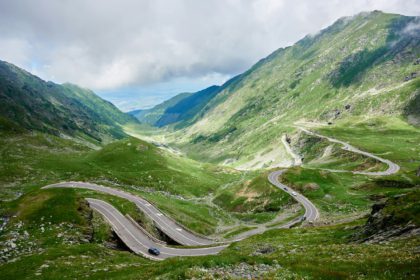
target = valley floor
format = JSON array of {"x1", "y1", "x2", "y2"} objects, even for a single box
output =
[{"x1": 0, "y1": 116, "x2": 419, "y2": 279}]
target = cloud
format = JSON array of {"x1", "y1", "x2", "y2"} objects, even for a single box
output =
[
  {"x1": 0, "y1": 37, "x2": 32, "y2": 67},
  {"x1": 402, "y1": 17, "x2": 420, "y2": 36},
  {"x1": 0, "y1": 0, "x2": 419, "y2": 91}
]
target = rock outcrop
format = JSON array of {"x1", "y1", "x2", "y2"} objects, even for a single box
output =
[{"x1": 352, "y1": 190, "x2": 420, "y2": 243}]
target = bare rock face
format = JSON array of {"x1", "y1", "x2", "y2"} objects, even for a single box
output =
[
  {"x1": 252, "y1": 245, "x2": 276, "y2": 256},
  {"x1": 352, "y1": 191, "x2": 419, "y2": 243},
  {"x1": 404, "y1": 72, "x2": 418, "y2": 81}
]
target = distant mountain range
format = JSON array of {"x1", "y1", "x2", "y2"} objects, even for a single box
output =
[
  {"x1": 130, "y1": 83, "x2": 237, "y2": 129},
  {"x1": 129, "y1": 69, "x2": 251, "y2": 128},
  {"x1": 1, "y1": 11, "x2": 418, "y2": 160},
  {"x1": 0, "y1": 60, "x2": 138, "y2": 143},
  {"x1": 131, "y1": 11, "x2": 420, "y2": 168}
]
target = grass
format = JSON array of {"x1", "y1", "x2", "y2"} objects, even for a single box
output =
[
  {"x1": 2, "y1": 188, "x2": 90, "y2": 229},
  {"x1": 141, "y1": 192, "x2": 228, "y2": 236},
  {"x1": 1, "y1": 107, "x2": 419, "y2": 279},
  {"x1": 0, "y1": 130, "x2": 294, "y2": 237},
  {"x1": 1, "y1": 12, "x2": 419, "y2": 279},
  {"x1": 39, "y1": 137, "x2": 234, "y2": 197},
  {"x1": 281, "y1": 166, "x2": 418, "y2": 223},
  {"x1": 299, "y1": 133, "x2": 387, "y2": 172},
  {"x1": 281, "y1": 167, "x2": 372, "y2": 215},
  {"x1": 317, "y1": 116, "x2": 420, "y2": 176},
  {"x1": 1, "y1": 120, "x2": 419, "y2": 278},
  {"x1": 91, "y1": 211, "x2": 113, "y2": 244},
  {"x1": 266, "y1": 208, "x2": 305, "y2": 228},
  {"x1": 213, "y1": 172, "x2": 294, "y2": 223},
  {"x1": 1, "y1": 214, "x2": 418, "y2": 279},
  {"x1": 16, "y1": 189, "x2": 89, "y2": 227},
  {"x1": 73, "y1": 189, "x2": 162, "y2": 239},
  {"x1": 378, "y1": 189, "x2": 420, "y2": 227},
  {"x1": 0, "y1": 131, "x2": 239, "y2": 232},
  {"x1": 0, "y1": 188, "x2": 92, "y2": 262},
  {"x1": 140, "y1": 13, "x2": 419, "y2": 171},
  {"x1": 275, "y1": 116, "x2": 420, "y2": 222},
  {"x1": 222, "y1": 226, "x2": 257, "y2": 239}
]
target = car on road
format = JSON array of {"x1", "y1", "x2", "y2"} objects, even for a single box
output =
[
  {"x1": 283, "y1": 187, "x2": 288, "y2": 191},
  {"x1": 148, "y1": 247, "x2": 160, "y2": 256},
  {"x1": 291, "y1": 191, "x2": 297, "y2": 196}
]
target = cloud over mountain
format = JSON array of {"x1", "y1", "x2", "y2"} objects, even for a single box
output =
[{"x1": 0, "y1": 0, "x2": 418, "y2": 90}]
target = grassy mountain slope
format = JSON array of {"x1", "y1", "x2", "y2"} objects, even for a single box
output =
[
  {"x1": 132, "y1": 85, "x2": 225, "y2": 128},
  {"x1": 129, "y1": 91, "x2": 194, "y2": 125},
  {"x1": 155, "y1": 85, "x2": 222, "y2": 128},
  {"x1": 0, "y1": 60, "x2": 137, "y2": 143},
  {"x1": 0, "y1": 126, "x2": 296, "y2": 239},
  {"x1": 1, "y1": 11, "x2": 419, "y2": 279},
  {"x1": 0, "y1": 60, "x2": 295, "y2": 237},
  {"x1": 1, "y1": 127, "x2": 418, "y2": 277},
  {"x1": 132, "y1": 72, "x2": 250, "y2": 128},
  {"x1": 144, "y1": 11, "x2": 419, "y2": 169}
]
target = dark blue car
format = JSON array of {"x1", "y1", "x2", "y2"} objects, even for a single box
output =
[{"x1": 148, "y1": 247, "x2": 160, "y2": 256}]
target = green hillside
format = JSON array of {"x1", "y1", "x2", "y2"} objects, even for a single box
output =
[
  {"x1": 0, "y1": 60, "x2": 138, "y2": 143},
  {"x1": 132, "y1": 71, "x2": 254, "y2": 129},
  {"x1": 139, "y1": 11, "x2": 419, "y2": 170},
  {"x1": 132, "y1": 85, "x2": 228, "y2": 128},
  {"x1": 0, "y1": 60, "x2": 296, "y2": 237},
  {"x1": 155, "y1": 85, "x2": 222, "y2": 128},
  {"x1": 129, "y1": 91, "x2": 194, "y2": 125},
  {"x1": 0, "y1": 9, "x2": 419, "y2": 280}
]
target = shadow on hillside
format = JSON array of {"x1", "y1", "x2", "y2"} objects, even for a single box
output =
[{"x1": 328, "y1": 15, "x2": 419, "y2": 88}]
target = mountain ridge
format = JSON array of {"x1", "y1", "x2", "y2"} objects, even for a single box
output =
[
  {"x1": 135, "y1": 11, "x2": 419, "y2": 169},
  {"x1": 0, "y1": 60, "x2": 138, "y2": 143}
]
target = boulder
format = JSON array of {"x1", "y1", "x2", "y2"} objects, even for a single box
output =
[{"x1": 304, "y1": 183, "x2": 319, "y2": 191}]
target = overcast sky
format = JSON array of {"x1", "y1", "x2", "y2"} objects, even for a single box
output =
[{"x1": 0, "y1": 0, "x2": 419, "y2": 111}]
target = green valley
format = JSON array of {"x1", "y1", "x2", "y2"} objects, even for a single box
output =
[
  {"x1": 132, "y1": 12, "x2": 419, "y2": 171},
  {"x1": 0, "y1": 8, "x2": 419, "y2": 280}
]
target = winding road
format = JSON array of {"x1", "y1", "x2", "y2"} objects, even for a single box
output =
[
  {"x1": 43, "y1": 181, "x2": 213, "y2": 246},
  {"x1": 86, "y1": 198, "x2": 227, "y2": 260},
  {"x1": 42, "y1": 170, "x2": 313, "y2": 260},
  {"x1": 268, "y1": 170, "x2": 319, "y2": 222},
  {"x1": 42, "y1": 128, "x2": 398, "y2": 260},
  {"x1": 298, "y1": 127, "x2": 400, "y2": 176}
]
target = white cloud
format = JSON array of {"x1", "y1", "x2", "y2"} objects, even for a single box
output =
[
  {"x1": 403, "y1": 17, "x2": 420, "y2": 36},
  {"x1": 0, "y1": 38, "x2": 32, "y2": 68},
  {"x1": 0, "y1": 0, "x2": 419, "y2": 92}
]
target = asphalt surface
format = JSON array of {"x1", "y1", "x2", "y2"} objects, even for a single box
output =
[
  {"x1": 43, "y1": 182, "x2": 213, "y2": 246},
  {"x1": 228, "y1": 170, "x2": 319, "y2": 241},
  {"x1": 268, "y1": 170, "x2": 319, "y2": 222},
  {"x1": 87, "y1": 198, "x2": 227, "y2": 260},
  {"x1": 42, "y1": 127, "x2": 400, "y2": 260},
  {"x1": 298, "y1": 127, "x2": 400, "y2": 176},
  {"x1": 42, "y1": 170, "x2": 320, "y2": 260}
]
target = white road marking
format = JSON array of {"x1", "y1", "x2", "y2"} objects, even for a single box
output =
[
  {"x1": 47, "y1": 183, "x2": 209, "y2": 246},
  {"x1": 88, "y1": 199, "x2": 226, "y2": 258},
  {"x1": 41, "y1": 128, "x2": 400, "y2": 261}
]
